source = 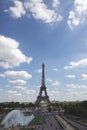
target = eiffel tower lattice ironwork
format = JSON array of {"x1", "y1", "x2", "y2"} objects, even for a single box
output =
[{"x1": 35, "y1": 64, "x2": 50, "y2": 106}]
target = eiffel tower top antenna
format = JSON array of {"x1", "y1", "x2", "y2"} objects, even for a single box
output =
[{"x1": 41, "y1": 63, "x2": 45, "y2": 86}]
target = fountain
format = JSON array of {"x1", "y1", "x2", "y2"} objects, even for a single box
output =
[{"x1": 1, "y1": 109, "x2": 35, "y2": 128}]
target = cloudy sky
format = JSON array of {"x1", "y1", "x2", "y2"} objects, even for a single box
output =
[{"x1": 0, "y1": 0, "x2": 87, "y2": 102}]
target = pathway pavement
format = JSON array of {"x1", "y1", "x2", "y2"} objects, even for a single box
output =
[
  {"x1": 36, "y1": 115, "x2": 63, "y2": 130},
  {"x1": 56, "y1": 115, "x2": 76, "y2": 130}
]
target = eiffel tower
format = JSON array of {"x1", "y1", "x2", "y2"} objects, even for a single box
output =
[{"x1": 35, "y1": 64, "x2": 50, "y2": 107}]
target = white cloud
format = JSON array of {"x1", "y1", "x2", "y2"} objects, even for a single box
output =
[
  {"x1": 47, "y1": 87, "x2": 87, "y2": 101},
  {"x1": 36, "y1": 85, "x2": 41, "y2": 88},
  {"x1": 0, "y1": 35, "x2": 32, "y2": 69},
  {"x1": 47, "y1": 78, "x2": 53, "y2": 82},
  {"x1": 80, "y1": 73, "x2": 87, "y2": 80},
  {"x1": 14, "y1": 93, "x2": 22, "y2": 97},
  {"x1": 67, "y1": 84, "x2": 87, "y2": 89},
  {"x1": 5, "y1": 0, "x2": 26, "y2": 18},
  {"x1": 1, "y1": 88, "x2": 36, "y2": 102},
  {"x1": 67, "y1": 0, "x2": 87, "y2": 30},
  {"x1": 7, "y1": 90, "x2": 17, "y2": 94},
  {"x1": 64, "y1": 58, "x2": 87, "y2": 70},
  {"x1": 9, "y1": 79, "x2": 26, "y2": 86},
  {"x1": 52, "y1": 0, "x2": 60, "y2": 8},
  {"x1": 63, "y1": 91, "x2": 86, "y2": 101},
  {"x1": 0, "y1": 74, "x2": 5, "y2": 78},
  {"x1": 52, "y1": 81, "x2": 60, "y2": 86},
  {"x1": 65, "y1": 75, "x2": 76, "y2": 78},
  {"x1": 48, "y1": 90, "x2": 59, "y2": 97},
  {"x1": 0, "y1": 70, "x2": 32, "y2": 91},
  {"x1": 0, "y1": 89, "x2": 3, "y2": 91},
  {"x1": 0, "y1": 70, "x2": 32, "y2": 80},
  {"x1": 48, "y1": 89, "x2": 60, "y2": 100},
  {"x1": 4, "y1": 0, "x2": 62, "y2": 24},
  {"x1": 47, "y1": 77, "x2": 60, "y2": 86},
  {"x1": 25, "y1": 89, "x2": 36, "y2": 95},
  {"x1": 35, "y1": 69, "x2": 42, "y2": 73},
  {"x1": 50, "y1": 90, "x2": 59, "y2": 95},
  {"x1": 15, "y1": 86, "x2": 27, "y2": 90},
  {"x1": 6, "y1": 90, "x2": 22, "y2": 97},
  {"x1": 53, "y1": 68, "x2": 59, "y2": 72},
  {"x1": 24, "y1": 0, "x2": 62, "y2": 24}
]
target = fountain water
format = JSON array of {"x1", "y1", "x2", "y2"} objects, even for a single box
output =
[{"x1": 1, "y1": 109, "x2": 35, "y2": 128}]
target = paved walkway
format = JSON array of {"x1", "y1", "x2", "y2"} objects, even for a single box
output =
[
  {"x1": 36, "y1": 115, "x2": 63, "y2": 130},
  {"x1": 56, "y1": 115, "x2": 76, "y2": 130}
]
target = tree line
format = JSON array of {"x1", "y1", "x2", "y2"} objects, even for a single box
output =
[
  {"x1": 0, "y1": 102, "x2": 35, "y2": 113},
  {"x1": 51, "y1": 100, "x2": 87, "y2": 118}
]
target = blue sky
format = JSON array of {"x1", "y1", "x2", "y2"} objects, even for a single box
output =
[{"x1": 0, "y1": 0, "x2": 87, "y2": 102}]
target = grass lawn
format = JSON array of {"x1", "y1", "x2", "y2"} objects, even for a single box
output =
[
  {"x1": 19, "y1": 116, "x2": 45, "y2": 130},
  {"x1": 0, "y1": 118, "x2": 2, "y2": 123},
  {"x1": 30, "y1": 115, "x2": 45, "y2": 126}
]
